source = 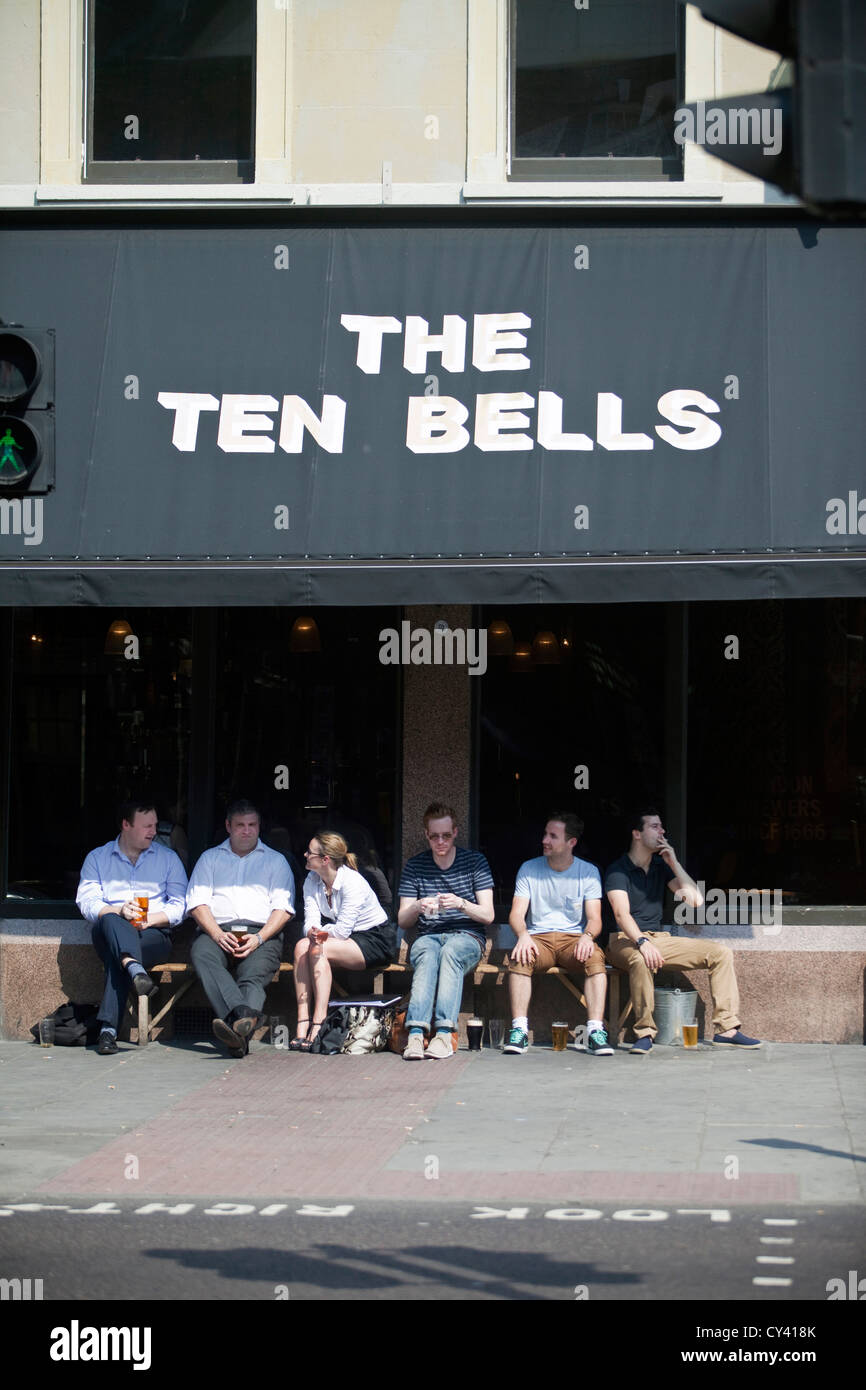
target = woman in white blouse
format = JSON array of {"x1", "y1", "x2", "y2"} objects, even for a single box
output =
[{"x1": 291, "y1": 831, "x2": 395, "y2": 1050}]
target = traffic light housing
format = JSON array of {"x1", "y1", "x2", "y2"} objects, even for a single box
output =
[
  {"x1": 679, "y1": 0, "x2": 866, "y2": 208},
  {"x1": 0, "y1": 327, "x2": 55, "y2": 493}
]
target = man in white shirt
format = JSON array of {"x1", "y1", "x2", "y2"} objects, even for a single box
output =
[{"x1": 188, "y1": 799, "x2": 295, "y2": 1056}]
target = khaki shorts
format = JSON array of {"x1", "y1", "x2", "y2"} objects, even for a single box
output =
[{"x1": 507, "y1": 932, "x2": 606, "y2": 978}]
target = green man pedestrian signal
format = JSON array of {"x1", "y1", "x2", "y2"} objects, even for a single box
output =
[{"x1": 0, "y1": 327, "x2": 55, "y2": 493}]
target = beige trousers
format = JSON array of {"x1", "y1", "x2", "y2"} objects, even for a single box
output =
[{"x1": 606, "y1": 931, "x2": 740, "y2": 1038}]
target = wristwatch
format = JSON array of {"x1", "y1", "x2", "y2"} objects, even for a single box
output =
[{"x1": 635, "y1": 936, "x2": 650, "y2": 949}]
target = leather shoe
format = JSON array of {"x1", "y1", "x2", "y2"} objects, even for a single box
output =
[
  {"x1": 132, "y1": 973, "x2": 158, "y2": 998},
  {"x1": 213, "y1": 1017, "x2": 242, "y2": 1048},
  {"x1": 231, "y1": 1011, "x2": 259, "y2": 1040},
  {"x1": 212, "y1": 1018, "x2": 249, "y2": 1057},
  {"x1": 97, "y1": 1031, "x2": 118, "y2": 1055}
]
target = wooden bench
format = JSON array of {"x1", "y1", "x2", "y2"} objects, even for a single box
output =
[
  {"x1": 133, "y1": 946, "x2": 633, "y2": 1046},
  {"x1": 373, "y1": 953, "x2": 631, "y2": 1041},
  {"x1": 131, "y1": 960, "x2": 352, "y2": 1046}
]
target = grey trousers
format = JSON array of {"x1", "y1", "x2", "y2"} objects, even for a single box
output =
[{"x1": 190, "y1": 930, "x2": 283, "y2": 1021}]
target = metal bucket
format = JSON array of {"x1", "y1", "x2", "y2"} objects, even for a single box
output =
[{"x1": 653, "y1": 986, "x2": 698, "y2": 1045}]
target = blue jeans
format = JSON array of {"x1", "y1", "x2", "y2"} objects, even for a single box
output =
[
  {"x1": 91, "y1": 913, "x2": 172, "y2": 1033},
  {"x1": 407, "y1": 931, "x2": 483, "y2": 1032}
]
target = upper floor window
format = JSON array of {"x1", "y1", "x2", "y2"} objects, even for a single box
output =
[
  {"x1": 511, "y1": 0, "x2": 682, "y2": 180},
  {"x1": 85, "y1": 0, "x2": 256, "y2": 183}
]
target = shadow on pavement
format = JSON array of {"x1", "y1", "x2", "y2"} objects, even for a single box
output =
[{"x1": 142, "y1": 1241, "x2": 643, "y2": 1298}]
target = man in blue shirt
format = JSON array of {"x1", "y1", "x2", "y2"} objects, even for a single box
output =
[
  {"x1": 505, "y1": 813, "x2": 612, "y2": 1056},
  {"x1": 398, "y1": 801, "x2": 495, "y2": 1059},
  {"x1": 77, "y1": 799, "x2": 188, "y2": 1055}
]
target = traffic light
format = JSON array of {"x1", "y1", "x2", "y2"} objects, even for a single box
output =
[
  {"x1": 0, "y1": 327, "x2": 55, "y2": 493},
  {"x1": 677, "y1": 0, "x2": 866, "y2": 208}
]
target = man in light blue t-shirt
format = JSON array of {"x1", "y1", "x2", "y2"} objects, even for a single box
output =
[{"x1": 505, "y1": 812, "x2": 612, "y2": 1057}]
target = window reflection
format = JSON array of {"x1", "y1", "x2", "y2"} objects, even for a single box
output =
[
  {"x1": 91, "y1": 0, "x2": 255, "y2": 164},
  {"x1": 514, "y1": 0, "x2": 679, "y2": 166}
]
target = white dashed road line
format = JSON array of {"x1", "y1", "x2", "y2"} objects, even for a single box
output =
[{"x1": 753, "y1": 1216, "x2": 798, "y2": 1289}]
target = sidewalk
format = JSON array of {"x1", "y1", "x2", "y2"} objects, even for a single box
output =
[{"x1": 0, "y1": 1037, "x2": 863, "y2": 1205}]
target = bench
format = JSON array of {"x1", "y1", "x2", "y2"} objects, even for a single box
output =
[
  {"x1": 131, "y1": 960, "x2": 352, "y2": 1046},
  {"x1": 373, "y1": 940, "x2": 631, "y2": 1041},
  {"x1": 133, "y1": 939, "x2": 633, "y2": 1046}
]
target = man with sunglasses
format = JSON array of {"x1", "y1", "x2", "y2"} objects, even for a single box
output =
[{"x1": 397, "y1": 802, "x2": 494, "y2": 1059}]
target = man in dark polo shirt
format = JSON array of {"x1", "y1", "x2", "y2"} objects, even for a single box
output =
[
  {"x1": 398, "y1": 801, "x2": 495, "y2": 1059},
  {"x1": 605, "y1": 808, "x2": 761, "y2": 1054}
]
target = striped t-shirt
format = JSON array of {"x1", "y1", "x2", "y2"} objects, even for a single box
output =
[{"x1": 399, "y1": 847, "x2": 494, "y2": 941}]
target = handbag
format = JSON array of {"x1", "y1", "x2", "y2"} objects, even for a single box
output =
[{"x1": 311, "y1": 995, "x2": 404, "y2": 1055}]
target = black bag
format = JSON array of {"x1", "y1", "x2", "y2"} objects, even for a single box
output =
[
  {"x1": 30, "y1": 1002, "x2": 102, "y2": 1047},
  {"x1": 309, "y1": 1006, "x2": 352, "y2": 1055}
]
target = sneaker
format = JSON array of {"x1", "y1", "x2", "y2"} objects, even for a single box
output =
[
  {"x1": 503, "y1": 1027, "x2": 529, "y2": 1055},
  {"x1": 713, "y1": 1029, "x2": 762, "y2": 1049},
  {"x1": 402, "y1": 1033, "x2": 425, "y2": 1061},
  {"x1": 425, "y1": 1032, "x2": 454, "y2": 1059},
  {"x1": 630, "y1": 1036, "x2": 653, "y2": 1055},
  {"x1": 586, "y1": 1026, "x2": 614, "y2": 1056},
  {"x1": 96, "y1": 1030, "x2": 118, "y2": 1055}
]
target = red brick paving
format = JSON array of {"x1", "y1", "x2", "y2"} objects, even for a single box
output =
[
  {"x1": 38, "y1": 1052, "x2": 467, "y2": 1196},
  {"x1": 36, "y1": 1051, "x2": 799, "y2": 1202}
]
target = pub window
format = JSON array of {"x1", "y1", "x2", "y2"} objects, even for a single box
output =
[
  {"x1": 687, "y1": 598, "x2": 866, "y2": 910},
  {"x1": 4, "y1": 608, "x2": 192, "y2": 908},
  {"x1": 209, "y1": 608, "x2": 401, "y2": 889},
  {"x1": 477, "y1": 600, "x2": 866, "y2": 914},
  {"x1": 477, "y1": 603, "x2": 667, "y2": 910},
  {"x1": 1, "y1": 606, "x2": 400, "y2": 914},
  {"x1": 510, "y1": 0, "x2": 683, "y2": 181},
  {"x1": 85, "y1": 0, "x2": 256, "y2": 183}
]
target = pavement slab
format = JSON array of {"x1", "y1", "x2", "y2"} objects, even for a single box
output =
[{"x1": 0, "y1": 1039, "x2": 860, "y2": 1206}]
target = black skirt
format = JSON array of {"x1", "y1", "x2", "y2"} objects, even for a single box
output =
[{"x1": 349, "y1": 918, "x2": 397, "y2": 967}]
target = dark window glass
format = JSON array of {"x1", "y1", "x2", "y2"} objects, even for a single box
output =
[
  {"x1": 3, "y1": 607, "x2": 400, "y2": 909},
  {"x1": 513, "y1": 0, "x2": 679, "y2": 169},
  {"x1": 478, "y1": 599, "x2": 866, "y2": 914},
  {"x1": 6, "y1": 608, "x2": 192, "y2": 904},
  {"x1": 207, "y1": 608, "x2": 400, "y2": 885},
  {"x1": 687, "y1": 599, "x2": 866, "y2": 908},
  {"x1": 90, "y1": 0, "x2": 255, "y2": 164},
  {"x1": 478, "y1": 604, "x2": 666, "y2": 907}
]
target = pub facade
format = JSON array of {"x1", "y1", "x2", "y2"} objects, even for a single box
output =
[{"x1": 1, "y1": 1, "x2": 864, "y2": 1041}]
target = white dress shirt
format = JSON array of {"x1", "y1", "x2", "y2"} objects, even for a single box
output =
[
  {"x1": 186, "y1": 839, "x2": 295, "y2": 925},
  {"x1": 303, "y1": 865, "x2": 388, "y2": 940}
]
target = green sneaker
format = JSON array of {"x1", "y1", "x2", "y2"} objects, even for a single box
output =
[
  {"x1": 503, "y1": 1027, "x2": 529, "y2": 1054},
  {"x1": 586, "y1": 1026, "x2": 614, "y2": 1056}
]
